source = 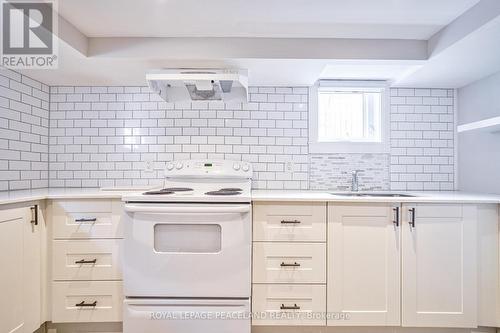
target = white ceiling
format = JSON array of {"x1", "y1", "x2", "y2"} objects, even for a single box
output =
[
  {"x1": 18, "y1": 0, "x2": 500, "y2": 89},
  {"x1": 393, "y1": 15, "x2": 500, "y2": 88},
  {"x1": 59, "y1": 0, "x2": 479, "y2": 39}
]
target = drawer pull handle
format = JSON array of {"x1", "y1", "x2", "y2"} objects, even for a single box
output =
[
  {"x1": 30, "y1": 205, "x2": 38, "y2": 226},
  {"x1": 75, "y1": 218, "x2": 97, "y2": 223},
  {"x1": 281, "y1": 219, "x2": 301, "y2": 224},
  {"x1": 280, "y1": 262, "x2": 300, "y2": 267},
  {"x1": 75, "y1": 301, "x2": 97, "y2": 307},
  {"x1": 393, "y1": 207, "x2": 400, "y2": 227},
  {"x1": 280, "y1": 304, "x2": 300, "y2": 310},
  {"x1": 409, "y1": 208, "x2": 416, "y2": 228},
  {"x1": 75, "y1": 259, "x2": 97, "y2": 264}
]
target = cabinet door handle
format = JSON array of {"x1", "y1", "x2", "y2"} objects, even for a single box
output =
[
  {"x1": 75, "y1": 301, "x2": 97, "y2": 307},
  {"x1": 392, "y1": 207, "x2": 399, "y2": 227},
  {"x1": 30, "y1": 205, "x2": 38, "y2": 226},
  {"x1": 75, "y1": 259, "x2": 97, "y2": 264},
  {"x1": 281, "y1": 219, "x2": 301, "y2": 224},
  {"x1": 75, "y1": 218, "x2": 97, "y2": 223},
  {"x1": 409, "y1": 208, "x2": 416, "y2": 228},
  {"x1": 280, "y1": 262, "x2": 300, "y2": 267},
  {"x1": 280, "y1": 303, "x2": 300, "y2": 310}
]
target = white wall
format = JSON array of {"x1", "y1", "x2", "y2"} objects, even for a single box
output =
[
  {"x1": 458, "y1": 70, "x2": 500, "y2": 194},
  {"x1": 49, "y1": 86, "x2": 455, "y2": 190},
  {"x1": 0, "y1": 68, "x2": 457, "y2": 191}
]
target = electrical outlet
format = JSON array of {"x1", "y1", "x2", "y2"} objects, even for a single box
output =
[
  {"x1": 285, "y1": 160, "x2": 294, "y2": 173},
  {"x1": 144, "y1": 159, "x2": 154, "y2": 173}
]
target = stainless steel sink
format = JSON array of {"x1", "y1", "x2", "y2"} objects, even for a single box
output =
[{"x1": 330, "y1": 192, "x2": 417, "y2": 198}]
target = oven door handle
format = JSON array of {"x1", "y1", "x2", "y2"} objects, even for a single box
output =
[{"x1": 124, "y1": 204, "x2": 251, "y2": 214}]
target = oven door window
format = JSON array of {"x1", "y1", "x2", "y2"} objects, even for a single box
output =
[{"x1": 154, "y1": 224, "x2": 222, "y2": 253}]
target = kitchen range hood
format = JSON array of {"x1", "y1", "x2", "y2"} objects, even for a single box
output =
[{"x1": 146, "y1": 69, "x2": 248, "y2": 103}]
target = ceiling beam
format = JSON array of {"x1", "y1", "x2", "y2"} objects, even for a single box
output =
[
  {"x1": 87, "y1": 37, "x2": 428, "y2": 61},
  {"x1": 55, "y1": 14, "x2": 89, "y2": 56},
  {"x1": 428, "y1": 0, "x2": 500, "y2": 57}
]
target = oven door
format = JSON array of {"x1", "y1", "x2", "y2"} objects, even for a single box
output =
[
  {"x1": 123, "y1": 203, "x2": 251, "y2": 297},
  {"x1": 123, "y1": 298, "x2": 250, "y2": 333}
]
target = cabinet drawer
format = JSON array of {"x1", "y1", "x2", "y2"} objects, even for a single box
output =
[
  {"x1": 53, "y1": 239, "x2": 122, "y2": 281},
  {"x1": 253, "y1": 243, "x2": 326, "y2": 283},
  {"x1": 52, "y1": 281, "x2": 122, "y2": 323},
  {"x1": 51, "y1": 200, "x2": 123, "y2": 239},
  {"x1": 253, "y1": 202, "x2": 326, "y2": 242},
  {"x1": 252, "y1": 284, "x2": 326, "y2": 326}
]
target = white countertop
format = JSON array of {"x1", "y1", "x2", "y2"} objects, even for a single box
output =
[
  {"x1": 1, "y1": 188, "x2": 500, "y2": 206},
  {"x1": 0, "y1": 188, "x2": 126, "y2": 206},
  {"x1": 251, "y1": 190, "x2": 500, "y2": 203}
]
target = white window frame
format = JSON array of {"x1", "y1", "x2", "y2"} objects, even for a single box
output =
[{"x1": 309, "y1": 80, "x2": 390, "y2": 154}]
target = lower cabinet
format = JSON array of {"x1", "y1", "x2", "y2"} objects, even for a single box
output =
[
  {"x1": 477, "y1": 204, "x2": 500, "y2": 327},
  {"x1": 52, "y1": 239, "x2": 123, "y2": 281},
  {"x1": 49, "y1": 199, "x2": 124, "y2": 324},
  {"x1": 252, "y1": 202, "x2": 327, "y2": 327},
  {"x1": 252, "y1": 284, "x2": 326, "y2": 326},
  {"x1": 52, "y1": 281, "x2": 123, "y2": 323},
  {"x1": 253, "y1": 201, "x2": 490, "y2": 329},
  {"x1": 401, "y1": 203, "x2": 477, "y2": 328},
  {"x1": 0, "y1": 205, "x2": 43, "y2": 333},
  {"x1": 253, "y1": 242, "x2": 326, "y2": 284},
  {"x1": 327, "y1": 203, "x2": 400, "y2": 326},
  {"x1": 328, "y1": 202, "x2": 481, "y2": 328}
]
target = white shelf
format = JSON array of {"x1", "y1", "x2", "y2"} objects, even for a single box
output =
[{"x1": 457, "y1": 116, "x2": 500, "y2": 134}]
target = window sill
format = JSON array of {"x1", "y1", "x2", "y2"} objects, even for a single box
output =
[{"x1": 309, "y1": 142, "x2": 390, "y2": 154}]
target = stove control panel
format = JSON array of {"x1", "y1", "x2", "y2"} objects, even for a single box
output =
[{"x1": 165, "y1": 160, "x2": 253, "y2": 178}]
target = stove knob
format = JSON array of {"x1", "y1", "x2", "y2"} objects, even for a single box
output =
[
  {"x1": 166, "y1": 163, "x2": 174, "y2": 170},
  {"x1": 242, "y1": 164, "x2": 250, "y2": 172},
  {"x1": 176, "y1": 162, "x2": 183, "y2": 170},
  {"x1": 233, "y1": 163, "x2": 241, "y2": 171}
]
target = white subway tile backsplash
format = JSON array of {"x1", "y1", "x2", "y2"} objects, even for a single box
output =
[
  {"x1": 0, "y1": 70, "x2": 456, "y2": 191},
  {"x1": 47, "y1": 85, "x2": 310, "y2": 189},
  {"x1": 390, "y1": 88, "x2": 455, "y2": 190},
  {"x1": 0, "y1": 70, "x2": 49, "y2": 190}
]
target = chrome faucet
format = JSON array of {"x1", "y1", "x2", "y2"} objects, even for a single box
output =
[{"x1": 351, "y1": 170, "x2": 360, "y2": 192}]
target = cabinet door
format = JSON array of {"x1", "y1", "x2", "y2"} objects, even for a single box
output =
[
  {"x1": 327, "y1": 203, "x2": 400, "y2": 326},
  {"x1": 476, "y1": 204, "x2": 499, "y2": 327},
  {"x1": 0, "y1": 208, "x2": 26, "y2": 333},
  {"x1": 23, "y1": 205, "x2": 42, "y2": 332},
  {"x1": 0, "y1": 206, "x2": 42, "y2": 333},
  {"x1": 402, "y1": 204, "x2": 477, "y2": 328}
]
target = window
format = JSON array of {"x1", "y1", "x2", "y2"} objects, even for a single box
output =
[
  {"x1": 310, "y1": 80, "x2": 389, "y2": 153},
  {"x1": 318, "y1": 89, "x2": 381, "y2": 142}
]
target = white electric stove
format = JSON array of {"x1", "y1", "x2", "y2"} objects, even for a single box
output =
[
  {"x1": 123, "y1": 159, "x2": 252, "y2": 203},
  {"x1": 122, "y1": 160, "x2": 252, "y2": 333}
]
